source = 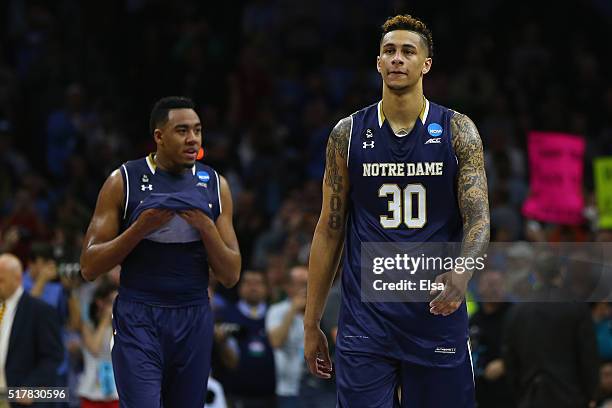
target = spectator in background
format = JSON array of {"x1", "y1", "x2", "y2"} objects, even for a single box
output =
[
  {"x1": 22, "y1": 242, "x2": 73, "y2": 402},
  {"x1": 469, "y1": 269, "x2": 512, "y2": 408},
  {"x1": 1, "y1": 189, "x2": 47, "y2": 260},
  {"x1": 45, "y1": 83, "x2": 96, "y2": 180},
  {"x1": 218, "y1": 270, "x2": 276, "y2": 408},
  {"x1": 265, "y1": 253, "x2": 288, "y2": 304},
  {"x1": 0, "y1": 253, "x2": 64, "y2": 407},
  {"x1": 23, "y1": 242, "x2": 66, "y2": 316},
  {"x1": 266, "y1": 266, "x2": 307, "y2": 408},
  {"x1": 596, "y1": 361, "x2": 612, "y2": 407},
  {"x1": 503, "y1": 253, "x2": 599, "y2": 408},
  {"x1": 78, "y1": 281, "x2": 119, "y2": 407},
  {"x1": 592, "y1": 302, "x2": 612, "y2": 360}
]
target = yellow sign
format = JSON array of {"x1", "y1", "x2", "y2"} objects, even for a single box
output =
[{"x1": 594, "y1": 157, "x2": 612, "y2": 229}]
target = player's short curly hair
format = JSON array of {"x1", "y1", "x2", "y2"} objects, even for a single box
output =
[
  {"x1": 381, "y1": 15, "x2": 433, "y2": 58},
  {"x1": 149, "y1": 96, "x2": 195, "y2": 134}
]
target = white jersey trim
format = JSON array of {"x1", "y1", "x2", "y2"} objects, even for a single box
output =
[
  {"x1": 121, "y1": 164, "x2": 129, "y2": 220},
  {"x1": 347, "y1": 116, "x2": 354, "y2": 167},
  {"x1": 467, "y1": 339, "x2": 475, "y2": 385},
  {"x1": 421, "y1": 98, "x2": 430, "y2": 124},
  {"x1": 215, "y1": 171, "x2": 222, "y2": 215}
]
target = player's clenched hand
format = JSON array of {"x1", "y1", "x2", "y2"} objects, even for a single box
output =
[
  {"x1": 178, "y1": 209, "x2": 214, "y2": 232},
  {"x1": 304, "y1": 325, "x2": 333, "y2": 379},
  {"x1": 429, "y1": 270, "x2": 470, "y2": 316},
  {"x1": 135, "y1": 209, "x2": 174, "y2": 234}
]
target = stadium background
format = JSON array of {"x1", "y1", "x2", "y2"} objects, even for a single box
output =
[{"x1": 0, "y1": 0, "x2": 611, "y2": 406}]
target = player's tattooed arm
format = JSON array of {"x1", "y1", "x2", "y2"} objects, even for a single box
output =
[
  {"x1": 451, "y1": 112, "x2": 490, "y2": 266},
  {"x1": 305, "y1": 116, "x2": 351, "y2": 378},
  {"x1": 324, "y1": 116, "x2": 351, "y2": 232}
]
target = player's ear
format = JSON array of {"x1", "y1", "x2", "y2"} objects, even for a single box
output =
[
  {"x1": 376, "y1": 55, "x2": 382, "y2": 73},
  {"x1": 422, "y1": 58, "x2": 432, "y2": 75},
  {"x1": 153, "y1": 129, "x2": 163, "y2": 145}
]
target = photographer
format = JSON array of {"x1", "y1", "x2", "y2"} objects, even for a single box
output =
[{"x1": 217, "y1": 270, "x2": 276, "y2": 408}]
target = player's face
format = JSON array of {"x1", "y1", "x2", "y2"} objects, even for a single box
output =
[
  {"x1": 377, "y1": 30, "x2": 432, "y2": 92},
  {"x1": 155, "y1": 108, "x2": 202, "y2": 169}
]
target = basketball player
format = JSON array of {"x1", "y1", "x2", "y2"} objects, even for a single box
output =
[
  {"x1": 80, "y1": 96, "x2": 241, "y2": 408},
  {"x1": 304, "y1": 15, "x2": 490, "y2": 407}
]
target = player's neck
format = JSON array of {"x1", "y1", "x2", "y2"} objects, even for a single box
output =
[
  {"x1": 381, "y1": 84, "x2": 424, "y2": 132},
  {"x1": 153, "y1": 152, "x2": 187, "y2": 174}
]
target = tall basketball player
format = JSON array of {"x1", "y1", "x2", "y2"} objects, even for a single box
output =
[{"x1": 305, "y1": 15, "x2": 489, "y2": 408}]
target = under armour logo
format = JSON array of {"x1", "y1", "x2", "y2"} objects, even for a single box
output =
[
  {"x1": 141, "y1": 184, "x2": 153, "y2": 191},
  {"x1": 363, "y1": 141, "x2": 375, "y2": 149}
]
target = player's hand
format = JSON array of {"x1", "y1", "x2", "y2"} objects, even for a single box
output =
[
  {"x1": 429, "y1": 270, "x2": 470, "y2": 316},
  {"x1": 304, "y1": 325, "x2": 333, "y2": 379},
  {"x1": 178, "y1": 209, "x2": 214, "y2": 232},
  {"x1": 135, "y1": 209, "x2": 174, "y2": 234}
]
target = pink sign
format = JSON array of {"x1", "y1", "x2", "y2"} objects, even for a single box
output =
[{"x1": 522, "y1": 131, "x2": 585, "y2": 225}]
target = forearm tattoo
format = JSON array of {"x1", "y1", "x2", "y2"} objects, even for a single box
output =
[
  {"x1": 451, "y1": 113, "x2": 490, "y2": 261},
  {"x1": 325, "y1": 117, "x2": 351, "y2": 230}
]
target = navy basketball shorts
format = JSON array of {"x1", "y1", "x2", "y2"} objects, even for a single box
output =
[
  {"x1": 111, "y1": 297, "x2": 214, "y2": 408},
  {"x1": 335, "y1": 346, "x2": 475, "y2": 408}
]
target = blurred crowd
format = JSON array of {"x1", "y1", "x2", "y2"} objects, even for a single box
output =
[{"x1": 1, "y1": 0, "x2": 612, "y2": 407}]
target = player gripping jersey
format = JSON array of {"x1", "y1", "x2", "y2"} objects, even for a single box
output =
[{"x1": 80, "y1": 96, "x2": 241, "y2": 408}]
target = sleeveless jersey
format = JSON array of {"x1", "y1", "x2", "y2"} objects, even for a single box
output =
[
  {"x1": 337, "y1": 99, "x2": 469, "y2": 367},
  {"x1": 118, "y1": 154, "x2": 221, "y2": 306}
]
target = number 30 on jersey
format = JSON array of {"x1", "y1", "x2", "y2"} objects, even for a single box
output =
[{"x1": 378, "y1": 184, "x2": 426, "y2": 228}]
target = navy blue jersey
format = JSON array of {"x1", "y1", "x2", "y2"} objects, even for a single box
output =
[
  {"x1": 338, "y1": 99, "x2": 469, "y2": 367},
  {"x1": 118, "y1": 154, "x2": 222, "y2": 306}
]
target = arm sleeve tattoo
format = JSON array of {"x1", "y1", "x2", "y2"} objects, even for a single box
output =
[{"x1": 451, "y1": 112, "x2": 490, "y2": 267}]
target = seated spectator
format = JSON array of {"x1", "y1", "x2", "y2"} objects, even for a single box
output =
[{"x1": 218, "y1": 270, "x2": 276, "y2": 407}]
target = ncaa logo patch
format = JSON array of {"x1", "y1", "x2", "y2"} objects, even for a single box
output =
[
  {"x1": 427, "y1": 123, "x2": 443, "y2": 137},
  {"x1": 197, "y1": 171, "x2": 210, "y2": 183}
]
